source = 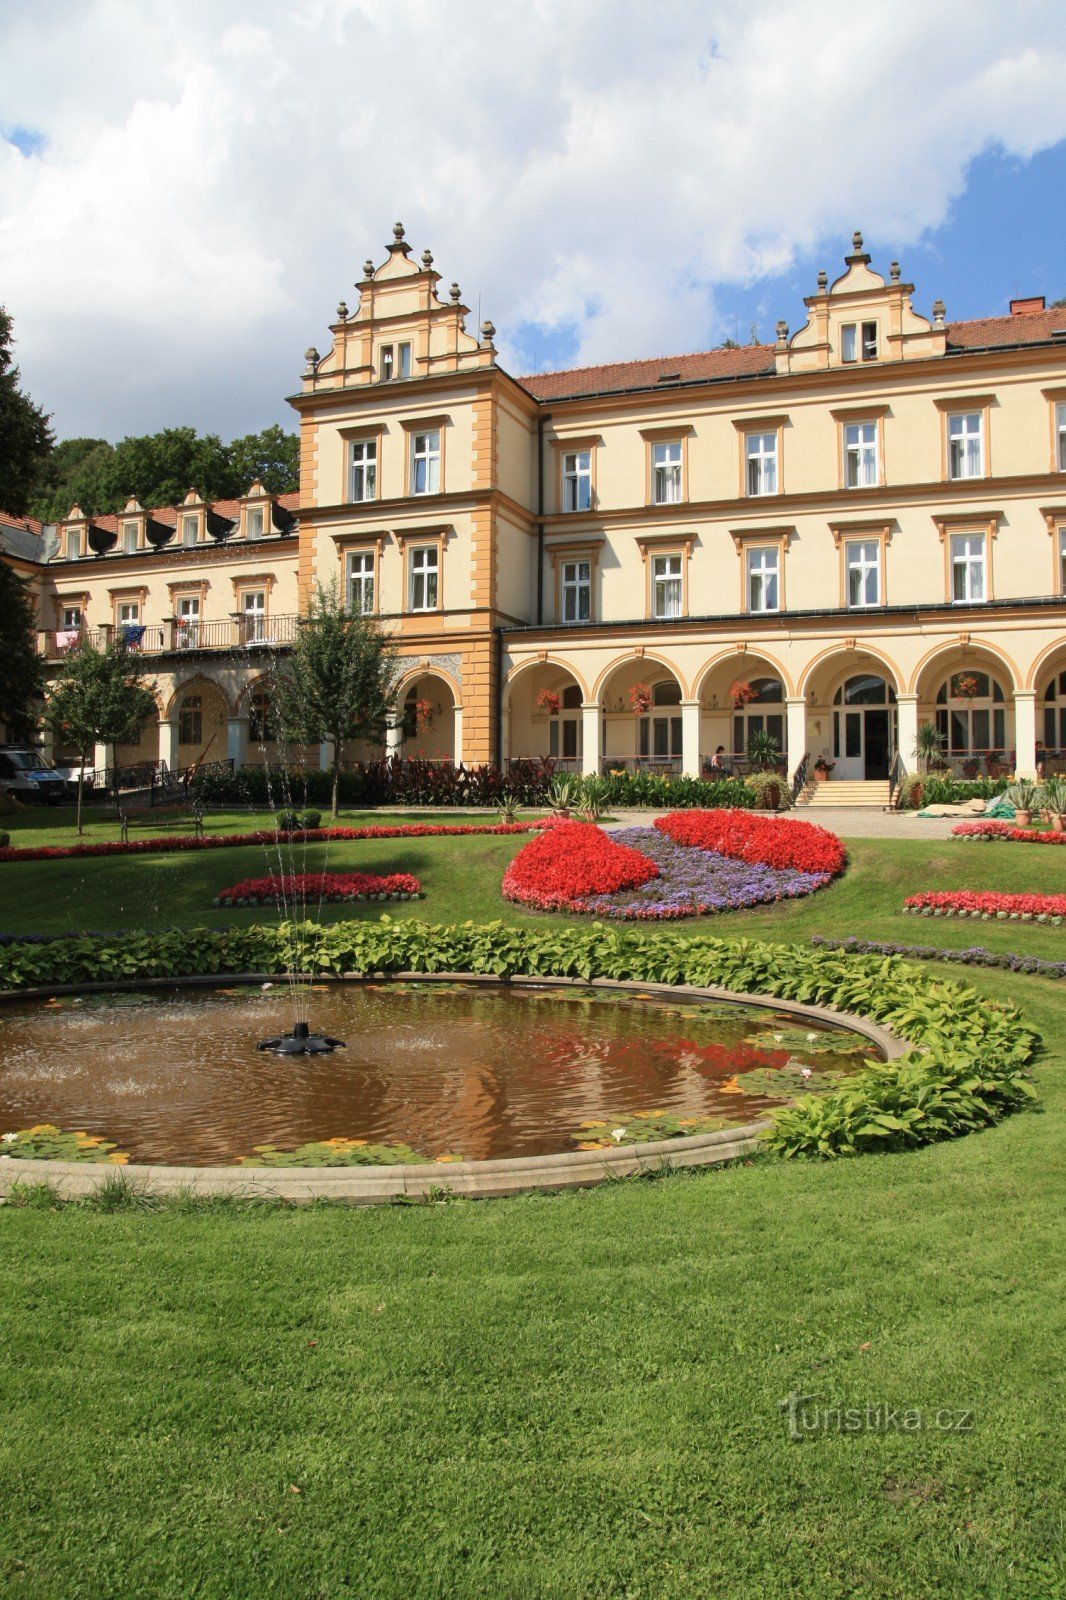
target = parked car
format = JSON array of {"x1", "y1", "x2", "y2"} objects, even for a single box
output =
[{"x1": 0, "y1": 747, "x2": 68, "y2": 804}]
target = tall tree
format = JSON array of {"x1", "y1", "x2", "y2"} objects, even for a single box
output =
[
  {"x1": 226, "y1": 425, "x2": 300, "y2": 496},
  {"x1": 44, "y1": 639, "x2": 158, "y2": 834},
  {"x1": 276, "y1": 580, "x2": 397, "y2": 818},
  {"x1": 0, "y1": 561, "x2": 43, "y2": 741},
  {"x1": 0, "y1": 306, "x2": 53, "y2": 517}
]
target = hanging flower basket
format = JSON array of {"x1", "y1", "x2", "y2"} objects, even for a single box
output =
[
  {"x1": 953, "y1": 673, "x2": 980, "y2": 704},
  {"x1": 730, "y1": 679, "x2": 757, "y2": 709},
  {"x1": 629, "y1": 683, "x2": 652, "y2": 715},
  {"x1": 536, "y1": 689, "x2": 562, "y2": 715},
  {"x1": 414, "y1": 698, "x2": 435, "y2": 732}
]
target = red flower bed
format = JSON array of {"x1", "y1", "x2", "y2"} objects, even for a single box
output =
[
  {"x1": 502, "y1": 821, "x2": 659, "y2": 911},
  {"x1": 952, "y1": 821, "x2": 1066, "y2": 844},
  {"x1": 654, "y1": 809, "x2": 846, "y2": 877},
  {"x1": 214, "y1": 870, "x2": 422, "y2": 908},
  {"x1": 0, "y1": 821, "x2": 537, "y2": 865},
  {"x1": 904, "y1": 890, "x2": 1066, "y2": 921}
]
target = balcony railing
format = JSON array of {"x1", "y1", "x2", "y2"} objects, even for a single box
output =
[{"x1": 39, "y1": 615, "x2": 301, "y2": 660}]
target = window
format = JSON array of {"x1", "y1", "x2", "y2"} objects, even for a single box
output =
[
  {"x1": 348, "y1": 439, "x2": 377, "y2": 503},
  {"x1": 117, "y1": 601, "x2": 140, "y2": 625},
  {"x1": 242, "y1": 591, "x2": 266, "y2": 642},
  {"x1": 347, "y1": 551, "x2": 375, "y2": 614},
  {"x1": 747, "y1": 545, "x2": 780, "y2": 613},
  {"x1": 861, "y1": 321, "x2": 878, "y2": 360},
  {"x1": 652, "y1": 552, "x2": 683, "y2": 618},
  {"x1": 732, "y1": 677, "x2": 785, "y2": 760},
  {"x1": 841, "y1": 323, "x2": 877, "y2": 362},
  {"x1": 948, "y1": 412, "x2": 983, "y2": 479},
  {"x1": 950, "y1": 532, "x2": 985, "y2": 602},
  {"x1": 841, "y1": 324, "x2": 857, "y2": 362},
  {"x1": 123, "y1": 520, "x2": 138, "y2": 553},
  {"x1": 652, "y1": 441, "x2": 682, "y2": 504},
  {"x1": 61, "y1": 605, "x2": 82, "y2": 631},
  {"x1": 176, "y1": 595, "x2": 200, "y2": 646},
  {"x1": 181, "y1": 514, "x2": 198, "y2": 548},
  {"x1": 844, "y1": 421, "x2": 878, "y2": 488},
  {"x1": 845, "y1": 539, "x2": 881, "y2": 608},
  {"x1": 66, "y1": 530, "x2": 80, "y2": 560},
  {"x1": 561, "y1": 559, "x2": 591, "y2": 622},
  {"x1": 380, "y1": 345, "x2": 394, "y2": 381},
  {"x1": 178, "y1": 695, "x2": 202, "y2": 746},
  {"x1": 411, "y1": 431, "x2": 440, "y2": 495},
  {"x1": 746, "y1": 432, "x2": 777, "y2": 496},
  {"x1": 936, "y1": 673, "x2": 1006, "y2": 756},
  {"x1": 638, "y1": 681, "x2": 682, "y2": 761},
  {"x1": 409, "y1": 545, "x2": 439, "y2": 611},
  {"x1": 1060, "y1": 528, "x2": 1066, "y2": 595},
  {"x1": 562, "y1": 451, "x2": 592, "y2": 512},
  {"x1": 246, "y1": 506, "x2": 265, "y2": 540},
  {"x1": 1042, "y1": 670, "x2": 1066, "y2": 750},
  {"x1": 548, "y1": 684, "x2": 582, "y2": 762},
  {"x1": 248, "y1": 689, "x2": 276, "y2": 744},
  {"x1": 1057, "y1": 403, "x2": 1066, "y2": 471},
  {"x1": 397, "y1": 342, "x2": 412, "y2": 379}
]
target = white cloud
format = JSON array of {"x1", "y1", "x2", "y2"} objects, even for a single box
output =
[{"x1": 1, "y1": 0, "x2": 1065, "y2": 438}]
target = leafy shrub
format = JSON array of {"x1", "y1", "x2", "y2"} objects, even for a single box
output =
[
  {"x1": 275, "y1": 809, "x2": 300, "y2": 831},
  {"x1": 897, "y1": 774, "x2": 1009, "y2": 809},
  {"x1": 299, "y1": 809, "x2": 322, "y2": 830},
  {"x1": 0, "y1": 831, "x2": 9, "y2": 849},
  {"x1": 744, "y1": 771, "x2": 790, "y2": 811}
]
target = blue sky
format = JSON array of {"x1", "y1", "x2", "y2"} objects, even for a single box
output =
[{"x1": 2, "y1": 1, "x2": 1066, "y2": 440}]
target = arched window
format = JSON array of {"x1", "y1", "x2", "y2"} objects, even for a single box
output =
[
  {"x1": 832, "y1": 674, "x2": 897, "y2": 706},
  {"x1": 732, "y1": 676, "x2": 785, "y2": 758},
  {"x1": 248, "y1": 689, "x2": 276, "y2": 744},
  {"x1": 934, "y1": 671, "x2": 1006, "y2": 755},
  {"x1": 178, "y1": 694, "x2": 202, "y2": 746},
  {"x1": 1041, "y1": 669, "x2": 1066, "y2": 751},
  {"x1": 639, "y1": 680, "x2": 682, "y2": 760}
]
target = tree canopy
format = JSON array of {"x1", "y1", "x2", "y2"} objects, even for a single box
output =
[
  {"x1": 0, "y1": 561, "x2": 44, "y2": 741},
  {"x1": 44, "y1": 640, "x2": 158, "y2": 832},
  {"x1": 0, "y1": 306, "x2": 54, "y2": 518}
]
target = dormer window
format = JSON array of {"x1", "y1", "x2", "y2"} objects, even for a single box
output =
[
  {"x1": 380, "y1": 346, "x2": 394, "y2": 381},
  {"x1": 841, "y1": 321, "x2": 878, "y2": 363},
  {"x1": 181, "y1": 514, "x2": 198, "y2": 548},
  {"x1": 246, "y1": 506, "x2": 265, "y2": 540},
  {"x1": 66, "y1": 529, "x2": 80, "y2": 560},
  {"x1": 122, "y1": 520, "x2": 138, "y2": 553}
]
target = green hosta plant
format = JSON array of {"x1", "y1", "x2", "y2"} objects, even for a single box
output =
[{"x1": 1, "y1": 1124, "x2": 129, "y2": 1163}]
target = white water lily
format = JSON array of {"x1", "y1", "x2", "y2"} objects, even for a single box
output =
[
  {"x1": 1, "y1": 1132, "x2": 18, "y2": 1143},
  {"x1": 611, "y1": 1127, "x2": 627, "y2": 1142},
  {"x1": 801, "y1": 1067, "x2": 813, "y2": 1079},
  {"x1": 806, "y1": 1031, "x2": 818, "y2": 1042},
  {"x1": 773, "y1": 1033, "x2": 784, "y2": 1042},
  {"x1": 261, "y1": 982, "x2": 273, "y2": 991}
]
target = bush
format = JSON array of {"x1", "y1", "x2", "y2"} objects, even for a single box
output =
[
  {"x1": 598, "y1": 771, "x2": 754, "y2": 810},
  {"x1": 0, "y1": 921, "x2": 1037, "y2": 1161},
  {"x1": 744, "y1": 771, "x2": 789, "y2": 811},
  {"x1": 275, "y1": 809, "x2": 300, "y2": 831},
  {"x1": 299, "y1": 809, "x2": 322, "y2": 830},
  {"x1": 897, "y1": 774, "x2": 1009, "y2": 809},
  {"x1": 0, "y1": 831, "x2": 9, "y2": 849}
]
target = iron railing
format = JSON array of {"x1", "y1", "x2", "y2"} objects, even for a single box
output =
[
  {"x1": 790, "y1": 752, "x2": 811, "y2": 804},
  {"x1": 888, "y1": 750, "x2": 906, "y2": 807},
  {"x1": 40, "y1": 615, "x2": 301, "y2": 659}
]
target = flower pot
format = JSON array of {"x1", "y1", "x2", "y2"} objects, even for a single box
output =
[
  {"x1": 1014, "y1": 809, "x2": 1032, "y2": 828},
  {"x1": 1053, "y1": 814, "x2": 1065, "y2": 833},
  {"x1": 814, "y1": 769, "x2": 827, "y2": 783}
]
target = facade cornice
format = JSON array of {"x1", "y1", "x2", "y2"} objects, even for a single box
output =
[
  {"x1": 286, "y1": 365, "x2": 538, "y2": 418},
  {"x1": 45, "y1": 534, "x2": 298, "y2": 578},
  {"x1": 297, "y1": 486, "x2": 536, "y2": 529}
]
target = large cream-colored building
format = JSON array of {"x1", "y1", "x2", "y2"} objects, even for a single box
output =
[{"x1": 9, "y1": 225, "x2": 1066, "y2": 792}]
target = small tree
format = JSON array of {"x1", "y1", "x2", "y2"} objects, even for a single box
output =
[
  {"x1": 44, "y1": 639, "x2": 158, "y2": 833},
  {"x1": 0, "y1": 561, "x2": 43, "y2": 741},
  {"x1": 276, "y1": 579, "x2": 397, "y2": 818}
]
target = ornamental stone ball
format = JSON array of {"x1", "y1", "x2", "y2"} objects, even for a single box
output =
[
  {"x1": 336, "y1": 300, "x2": 349, "y2": 322},
  {"x1": 421, "y1": 249, "x2": 434, "y2": 269},
  {"x1": 817, "y1": 269, "x2": 828, "y2": 291},
  {"x1": 362, "y1": 258, "x2": 375, "y2": 280},
  {"x1": 852, "y1": 229, "x2": 864, "y2": 252},
  {"x1": 890, "y1": 260, "x2": 901, "y2": 283},
  {"x1": 450, "y1": 282, "x2": 461, "y2": 303}
]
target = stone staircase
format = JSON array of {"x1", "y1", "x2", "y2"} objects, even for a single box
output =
[{"x1": 797, "y1": 779, "x2": 893, "y2": 809}]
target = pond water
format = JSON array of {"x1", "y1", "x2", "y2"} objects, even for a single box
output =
[{"x1": 0, "y1": 982, "x2": 878, "y2": 1166}]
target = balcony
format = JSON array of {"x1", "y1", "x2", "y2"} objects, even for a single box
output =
[{"x1": 39, "y1": 614, "x2": 301, "y2": 661}]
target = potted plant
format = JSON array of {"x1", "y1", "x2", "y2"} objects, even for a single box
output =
[
  {"x1": 1008, "y1": 778, "x2": 1038, "y2": 828},
  {"x1": 536, "y1": 688, "x2": 561, "y2": 716},
  {"x1": 961, "y1": 758, "x2": 980, "y2": 780},
  {"x1": 548, "y1": 774, "x2": 578, "y2": 817},
  {"x1": 913, "y1": 721, "x2": 947, "y2": 773},
  {"x1": 628, "y1": 683, "x2": 652, "y2": 715},
  {"x1": 1042, "y1": 776, "x2": 1066, "y2": 832},
  {"x1": 730, "y1": 679, "x2": 757, "y2": 709},
  {"x1": 985, "y1": 749, "x2": 1004, "y2": 778},
  {"x1": 813, "y1": 756, "x2": 835, "y2": 782},
  {"x1": 953, "y1": 672, "x2": 980, "y2": 704}
]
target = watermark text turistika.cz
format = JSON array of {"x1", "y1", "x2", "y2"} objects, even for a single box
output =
[{"x1": 780, "y1": 1392, "x2": 975, "y2": 1441}]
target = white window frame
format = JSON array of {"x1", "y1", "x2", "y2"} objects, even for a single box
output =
[
  {"x1": 380, "y1": 345, "x2": 394, "y2": 381},
  {"x1": 950, "y1": 532, "x2": 986, "y2": 603},
  {"x1": 844, "y1": 421, "x2": 878, "y2": 488},
  {"x1": 652, "y1": 552, "x2": 683, "y2": 618},
  {"x1": 347, "y1": 551, "x2": 375, "y2": 614},
  {"x1": 246, "y1": 506, "x2": 265, "y2": 540},
  {"x1": 176, "y1": 594, "x2": 201, "y2": 645},
  {"x1": 409, "y1": 545, "x2": 439, "y2": 612},
  {"x1": 747, "y1": 545, "x2": 780, "y2": 613},
  {"x1": 122, "y1": 520, "x2": 138, "y2": 554},
  {"x1": 397, "y1": 342, "x2": 412, "y2": 380},
  {"x1": 745, "y1": 432, "x2": 778, "y2": 496},
  {"x1": 841, "y1": 324, "x2": 857, "y2": 363},
  {"x1": 1057, "y1": 403, "x2": 1066, "y2": 472},
  {"x1": 348, "y1": 439, "x2": 377, "y2": 504},
  {"x1": 948, "y1": 412, "x2": 984, "y2": 480},
  {"x1": 411, "y1": 431, "x2": 441, "y2": 496},
  {"x1": 861, "y1": 321, "x2": 878, "y2": 360},
  {"x1": 181, "y1": 514, "x2": 198, "y2": 548},
  {"x1": 845, "y1": 539, "x2": 881, "y2": 608},
  {"x1": 61, "y1": 604, "x2": 82, "y2": 630},
  {"x1": 561, "y1": 559, "x2": 591, "y2": 623},
  {"x1": 562, "y1": 451, "x2": 592, "y2": 513},
  {"x1": 242, "y1": 590, "x2": 266, "y2": 642},
  {"x1": 652, "y1": 440, "x2": 682, "y2": 505},
  {"x1": 117, "y1": 600, "x2": 140, "y2": 624},
  {"x1": 66, "y1": 530, "x2": 80, "y2": 560}
]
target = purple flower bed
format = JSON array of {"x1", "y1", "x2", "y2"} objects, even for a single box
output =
[
  {"x1": 811, "y1": 935, "x2": 1066, "y2": 980},
  {"x1": 572, "y1": 826, "x2": 830, "y2": 920}
]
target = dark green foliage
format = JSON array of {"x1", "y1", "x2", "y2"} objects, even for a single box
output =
[
  {"x1": 0, "y1": 560, "x2": 43, "y2": 738},
  {"x1": 223, "y1": 424, "x2": 300, "y2": 496},
  {"x1": 0, "y1": 306, "x2": 53, "y2": 517},
  {"x1": 43, "y1": 639, "x2": 158, "y2": 832}
]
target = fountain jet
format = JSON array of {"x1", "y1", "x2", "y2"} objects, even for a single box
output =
[{"x1": 258, "y1": 1021, "x2": 346, "y2": 1056}]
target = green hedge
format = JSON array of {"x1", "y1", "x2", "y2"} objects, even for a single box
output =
[
  {"x1": 0, "y1": 920, "x2": 1037, "y2": 1160},
  {"x1": 899, "y1": 774, "x2": 1010, "y2": 808}
]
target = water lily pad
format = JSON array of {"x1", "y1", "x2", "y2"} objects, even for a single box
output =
[
  {"x1": 0, "y1": 1124, "x2": 129, "y2": 1163},
  {"x1": 239, "y1": 1137, "x2": 460, "y2": 1168},
  {"x1": 569, "y1": 1110, "x2": 740, "y2": 1148},
  {"x1": 748, "y1": 1026, "x2": 871, "y2": 1055}
]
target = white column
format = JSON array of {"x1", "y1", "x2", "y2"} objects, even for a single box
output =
[
  {"x1": 681, "y1": 700, "x2": 701, "y2": 778},
  {"x1": 581, "y1": 703, "x2": 601, "y2": 776},
  {"x1": 386, "y1": 718, "x2": 404, "y2": 759},
  {"x1": 158, "y1": 719, "x2": 178, "y2": 774},
  {"x1": 38, "y1": 724, "x2": 55, "y2": 760},
  {"x1": 1014, "y1": 690, "x2": 1037, "y2": 779},
  {"x1": 318, "y1": 740, "x2": 332, "y2": 773},
  {"x1": 227, "y1": 716, "x2": 246, "y2": 769},
  {"x1": 895, "y1": 694, "x2": 919, "y2": 775},
  {"x1": 785, "y1": 699, "x2": 808, "y2": 779},
  {"x1": 453, "y1": 705, "x2": 463, "y2": 766},
  {"x1": 93, "y1": 740, "x2": 112, "y2": 782}
]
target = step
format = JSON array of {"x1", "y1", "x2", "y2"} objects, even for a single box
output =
[{"x1": 799, "y1": 780, "x2": 891, "y2": 809}]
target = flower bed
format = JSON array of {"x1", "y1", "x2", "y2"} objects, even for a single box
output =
[
  {"x1": 951, "y1": 821, "x2": 1066, "y2": 844},
  {"x1": 655, "y1": 809, "x2": 847, "y2": 876},
  {"x1": 904, "y1": 891, "x2": 1066, "y2": 923},
  {"x1": 213, "y1": 870, "x2": 423, "y2": 908},
  {"x1": 502, "y1": 821, "x2": 660, "y2": 911},
  {"x1": 811, "y1": 935, "x2": 1066, "y2": 980},
  {"x1": 0, "y1": 821, "x2": 537, "y2": 865}
]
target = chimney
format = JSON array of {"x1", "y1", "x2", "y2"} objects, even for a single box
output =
[{"x1": 1010, "y1": 296, "x2": 1046, "y2": 316}]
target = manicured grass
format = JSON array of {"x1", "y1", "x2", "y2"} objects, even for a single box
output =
[{"x1": 0, "y1": 820, "x2": 1063, "y2": 1597}]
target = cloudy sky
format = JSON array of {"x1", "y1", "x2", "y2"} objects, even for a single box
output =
[{"x1": 2, "y1": 0, "x2": 1066, "y2": 442}]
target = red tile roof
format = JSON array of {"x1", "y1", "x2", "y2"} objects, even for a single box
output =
[
  {"x1": 947, "y1": 307, "x2": 1066, "y2": 350},
  {"x1": 70, "y1": 490, "x2": 300, "y2": 529},
  {"x1": 0, "y1": 509, "x2": 43, "y2": 537},
  {"x1": 517, "y1": 344, "x2": 774, "y2": 401}
]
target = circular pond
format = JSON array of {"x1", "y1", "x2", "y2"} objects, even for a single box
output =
[{"x1": 0, "y1": 980, "x2": 881, "y2": 1168}]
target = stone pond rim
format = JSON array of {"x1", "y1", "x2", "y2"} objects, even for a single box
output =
[{"x1": 0, "y1": 972, "x2": 902, "y2": 1205}]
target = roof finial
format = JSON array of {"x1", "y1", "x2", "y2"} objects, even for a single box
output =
[
  {"x1": 335, "y1": 299, "x2": 349, "y2": 323},
  {"x1": 388, "y1": 222, "x2": 411, "y2": 256},
  {"x1": 393, "y1": 221, "x2": 405, "y2": 243},
  {"x1": 889, "y1": 260, "x2": 900, "y2": 283},
  {"x1": 817, "y1": 268, "x2": 827, "y2": 292},
  {"x1": 852, "y1": 229, "x2": 863, "y2": 253},
  {"x1": 480, "y1": 319, "x2": 496, "y2": 349},
  {"x1": 421, "y1": 248, "x2": 434, "y2": 270},
  {"x1": 775, "y1": 319, "x2": 789, "y2": 348},
  {"x1": 304, "y1": 346, "x2": 320, "y2": 374},
  {"x1": 362, "y1": 258, "x2": 375, "y2": 281},
  {"x1": 449, "y1": 281, "x2": 461, "y2": 304},
  {"x1": 932, "y1": 298, "x2": 946, "y2": 328}
]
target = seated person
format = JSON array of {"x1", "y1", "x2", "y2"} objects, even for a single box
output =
[{"x1": 704, "y1": 745, "x2": 731, "y2": 776}]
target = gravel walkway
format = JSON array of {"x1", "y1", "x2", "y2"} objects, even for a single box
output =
[{"x1": 600, "y1": 807, "x2": 962, "y2": 840}]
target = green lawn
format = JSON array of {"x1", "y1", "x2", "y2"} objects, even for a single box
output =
[{"x1": 0, "y1": 819, "x2": 1063, "y2": 1598}]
